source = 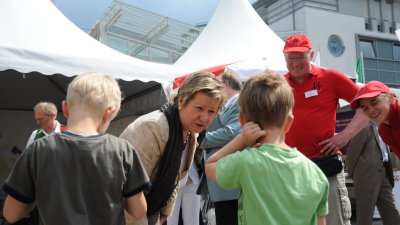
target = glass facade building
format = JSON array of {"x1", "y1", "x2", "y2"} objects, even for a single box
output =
[{"x1": 90, "y1": 1, "x2": 202, "y2": 64}]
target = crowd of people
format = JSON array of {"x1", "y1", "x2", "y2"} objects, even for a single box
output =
[{"x1": 1, "y1": 34, "x2": 400, "y2": 225}]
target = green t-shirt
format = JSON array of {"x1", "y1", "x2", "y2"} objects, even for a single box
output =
[{"x1": 216, "y1": 144, "x2": 329, "y2": 225}]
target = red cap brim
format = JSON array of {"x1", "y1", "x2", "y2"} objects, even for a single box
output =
[
  {"x1": 283, "y1": 46, "x2": 310, "y2": 53},
  {"x1": 350, "y1": 92, "x2": 382, "y2": 110}
]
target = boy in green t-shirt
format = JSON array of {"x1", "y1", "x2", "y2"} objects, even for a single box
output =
[{"x1": 205, "y1": 71, "x2": 329, "y2": 225}]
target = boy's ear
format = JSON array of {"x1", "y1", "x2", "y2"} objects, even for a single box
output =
[
  {"x1": 97, "y1": 107, "x2": 116, "y2": 133},
  {"x1": 62, "y1": 100, "x2": 69, "y2": 118},
  {"x1": 238, "y1": 114, "x2": 246, "y2": 127},
  {"x1": 102, "y1": 107, "x2": 117, "y2": 123},
  {"x1": 284, "y1": 113, "x2": 294, "y2": 133}
]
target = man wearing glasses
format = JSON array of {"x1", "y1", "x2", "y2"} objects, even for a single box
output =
[
  {"x1": 282, "y1": 34, "x2": 369, "y2": 225},
  {"x1": 26, "y1": 101, "x2": 66, "y2": 148}
]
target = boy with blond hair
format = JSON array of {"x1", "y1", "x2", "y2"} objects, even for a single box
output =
[
  {"x1": 3, "y1": 73, "x2": 150, "y2": 225},
  {"x1": 205, "y1": 71, "x2": 329, "y2": 225}
]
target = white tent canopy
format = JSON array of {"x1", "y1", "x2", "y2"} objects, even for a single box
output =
[
  {"x1": 174, "y1": 0, "x2": 287, "y2": 76},
  {"x1": 0, "y1": 0, "x2": 194, "y2": 161},
  {"x1": 0, "y1": 0, "x2": 191, "y2": 82},
  {"x1": 0, "y1": 0, "x2": 197, "y2": 116}
]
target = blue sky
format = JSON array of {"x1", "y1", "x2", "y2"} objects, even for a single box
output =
[{"x1": 54, "y1": 0, "x2": 227, "y2": 32}]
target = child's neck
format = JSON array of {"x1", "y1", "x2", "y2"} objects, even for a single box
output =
[
  {"x1": 66, "y1": 113, "x2": 102, "y2": 136},
  {"x1": 258, "y1": 127, "x2": 288, "y2": 149}
]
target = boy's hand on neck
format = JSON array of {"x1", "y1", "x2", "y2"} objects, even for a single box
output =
[{"x1": 241, "y1": 122, "x2": 266, "y2": 147}]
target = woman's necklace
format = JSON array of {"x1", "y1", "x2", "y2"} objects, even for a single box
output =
[{"x1": 184, "y1": 131, "x2": 191, "y2": 144}]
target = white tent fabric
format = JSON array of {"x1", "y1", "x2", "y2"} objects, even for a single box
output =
[
  {"x1": 0, "y1": 0, "x2": 191, "y2": 82},
  {"x1": 174, "y1": 0, "x2": 287, "y2": 76},
  {"x1": 0, "y1": 0, "x2": 198, "y2": 116},
  {"x1": 0, "y1": 0, "x2": 195, "y2": 176}
]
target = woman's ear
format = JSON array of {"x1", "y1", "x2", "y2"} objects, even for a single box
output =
[
  {"x1": 178, "y1": 95, "x2": 183, "y2": 110},
  {"x1": 284, "y1": 113, "x2": 294, "y2": 133},
  {"x1": 62, "y1": 100, "x2": 69, "y2": 118}
]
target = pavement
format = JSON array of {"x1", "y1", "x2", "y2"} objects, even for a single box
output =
[{"x1": 352, "y1": 220, "x2": 382, "y2": 225}]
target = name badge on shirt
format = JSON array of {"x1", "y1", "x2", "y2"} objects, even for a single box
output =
[{"x1": 304, "y1": 89, "x2": 318, "y2": 98}]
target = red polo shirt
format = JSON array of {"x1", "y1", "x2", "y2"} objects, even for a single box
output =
[
  {"x1": 284, "y1": 65, "x2": 359, "y2": 158},
  {"x1": 378, "y1": 99, "x2": 400, "y2": 159}
]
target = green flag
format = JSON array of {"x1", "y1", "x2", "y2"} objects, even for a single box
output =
[{"x1": 355, "y1": 57, "x2": 363, "y2": 83}]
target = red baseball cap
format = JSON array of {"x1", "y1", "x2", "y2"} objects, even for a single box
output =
[
  {"x1": 350, "y1": 81, "x2": 392, "y2": 110},
  {"x1": 283, "y1": 34, "x2": 313, "y2": 53}
]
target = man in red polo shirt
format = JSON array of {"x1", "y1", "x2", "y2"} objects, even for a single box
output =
[{"x1": 283, "y1": 34, "x2": 369, "y2": 225}]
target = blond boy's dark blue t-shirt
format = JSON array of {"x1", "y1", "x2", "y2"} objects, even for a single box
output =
[{"x1": 4, "y1": 132, "x2": 150, "y2": 225}]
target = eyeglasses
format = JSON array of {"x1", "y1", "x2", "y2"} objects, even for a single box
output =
[{"x1": 285, "y1": 52, "x2": 311, "y2": 62}]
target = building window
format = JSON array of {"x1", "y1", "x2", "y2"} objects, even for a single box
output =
[
  {"x1": 394, "y1": 45, "x2": 400, "y2": 60},
  {"x1": 365, "y1": 19, "x2": 372, "y2": 31},
  {"x1": 359, "y1": 38, "x2": 400, "y2": 88},
  {"x1": 359, "y1": 39, "x2": 376, "y2": 58},
  {"x1": 377, "y1": 41, "x2": 394, "y2": 59}
]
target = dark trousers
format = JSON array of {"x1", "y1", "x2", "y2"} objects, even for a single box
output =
[{"x1": 214, "y1": 200, "x2": 238, "y2": 225}]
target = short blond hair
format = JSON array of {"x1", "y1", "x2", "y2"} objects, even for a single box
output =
[
  {"x1": 34, "y1": 101, "x2": 57, "y2": 117},
  {"x1": 239, "y1": 70, "x2": 294, "y2": 128},
  {"x1": 66, "y1": 72, "x2": 121, "y2": 120},
  {"x1": 177, "y1": 71, "x2": 226, "y2": 111}
]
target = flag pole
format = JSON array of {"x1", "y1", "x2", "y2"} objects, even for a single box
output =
[
  {"x1": 360, "y1": 51, "x2": 365, "y2": 83},
  {"x1": 318, "y1": 46, "x2": 321, "y2": 66}
]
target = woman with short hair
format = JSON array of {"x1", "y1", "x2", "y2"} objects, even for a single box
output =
[{"x1": 120, "y1": 71, "x2": 226, "y2": 225}]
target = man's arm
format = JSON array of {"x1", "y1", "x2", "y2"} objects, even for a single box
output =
[
  {"x1": 201, "y1": 103, "x2": 241, "y2": 149},
  {"x1": 319, "y1": 108, "x2": 369, "y2": 154},
  {"x1": 205, "y1": 122, "x2": 265, "y2": 180},
  {"x1": 3, "y1": 195, "x2": 34, "y2": 223},
  {"x1": 202, "y1": 123, "x2": 241, "y2": 148}
]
